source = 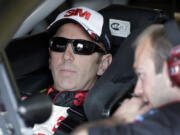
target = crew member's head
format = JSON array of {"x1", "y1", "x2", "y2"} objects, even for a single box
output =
[
  {"x1": 47, "y1": 7, "x2": 112, "y2": 91},
  {"x1": 133, "y1": 24, "x2": 180, "y2": 108}
]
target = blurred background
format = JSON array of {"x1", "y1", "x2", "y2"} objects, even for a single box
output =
[{"x1": 16, "y1": 0, "x2": 179, "y2": 37}]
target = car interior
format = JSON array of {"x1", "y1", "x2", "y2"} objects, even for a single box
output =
[
  {"x1": 0, "y1": 0, "x2": 180, "y2": 135},
  {"x1": 84, "y1": 4, "x2": 169, "y2": 121}
]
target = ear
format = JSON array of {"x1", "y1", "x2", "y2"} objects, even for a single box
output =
[
  {"x1": 97, "y1": 54, "x2": 112, "y2": 76},
  {"x1": 163, "y1": 61, "x2": 173, "y2": 87}
]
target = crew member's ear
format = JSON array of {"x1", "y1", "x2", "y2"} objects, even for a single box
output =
[
  {"x1": 97, "y1": 54, "x2": 112, "y2": 75},
  {"x1": 163, "y1": 61, "x2": 173, "y2": 87}
]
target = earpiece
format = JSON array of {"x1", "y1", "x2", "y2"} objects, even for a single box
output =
[{"x1": 165, "y1": 20, "x2": 180, "y2": 86}]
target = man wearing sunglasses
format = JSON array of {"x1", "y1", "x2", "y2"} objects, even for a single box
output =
[{"x1": 33, "y1": 6, "x2": 112, "y2": 135}]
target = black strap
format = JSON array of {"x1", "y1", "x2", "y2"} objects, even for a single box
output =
[
  {"x1": 54, "y1": 105, "x2": 87, "y2": 135},
  {"x1": 164, "y1": 20, "x2": 180, "y2": 47}
]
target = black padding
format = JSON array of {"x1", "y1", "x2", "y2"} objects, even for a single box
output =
[
  {"x1": 85, "y1": 80, "x2": 136, "y2": 121},
  {"x1": 84, "y1": 5, "x2": 169, "y2": 121},
  {"x1": 164, "y1": 20, "x2": 180, "y2": 47},
  {"x1": 100, "y1": 4, "x2": 169, "y2": 55},
  {"x1": 17, "y1": 68, "x2": 52, "y2": 96},
  {"x1": 84, "y1": 27, "x2": 142, "y2": 121},
  {"x1": 6, "y1": 32, "x2": 49, "y2": 78},
  {"x1": 6, "y1": 32, "x2": 52, "y2": 96}
]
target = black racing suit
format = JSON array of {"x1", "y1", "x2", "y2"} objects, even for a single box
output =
[
  {"x1": 89, "y1": 102, "x2": 180, "y2": 135},
  {"x1": 33, "y1": 87, "x2": 88, "y2": 135}
]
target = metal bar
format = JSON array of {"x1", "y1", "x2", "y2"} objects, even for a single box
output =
[
  {"x1": 0, "y1": 52, "x2": 32, "y2": 135},
  {"x1": 0, "y1": 114, "x2": 10, "y2": 135},
  {"x1": 14, "y1": 0, "x2": 65, "y2": 38}
]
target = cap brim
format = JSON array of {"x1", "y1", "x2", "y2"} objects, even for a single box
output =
[{"x1": 47, "y1": 18, "x2": 94, "y2": 40}]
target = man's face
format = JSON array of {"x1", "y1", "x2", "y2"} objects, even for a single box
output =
[
  {"x1": 133, "y1": 37, "x2": 169, "y2": 108},
  {"x1": 49, "y1": 23, "x2": 107, "y2": 91}
]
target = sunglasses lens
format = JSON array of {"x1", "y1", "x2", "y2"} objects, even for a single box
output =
[
  {"x1": 74, "y1": 41, "x2": 94, "y2": 55},
  {"x1": 49, "y1": 37, "x2": 67, "y2": 52}
]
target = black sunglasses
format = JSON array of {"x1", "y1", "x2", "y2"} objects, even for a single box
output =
[{"x1": 49, "y1": 37, "x2": 106, "y2": 55}]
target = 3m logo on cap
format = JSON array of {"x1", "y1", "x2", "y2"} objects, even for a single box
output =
[
  {"x1": 64, "y1": 8, "x2": 91, "y2": 20},
  {"x1": 109, "y1": 19, "x2": 130, "y2": 38}
]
